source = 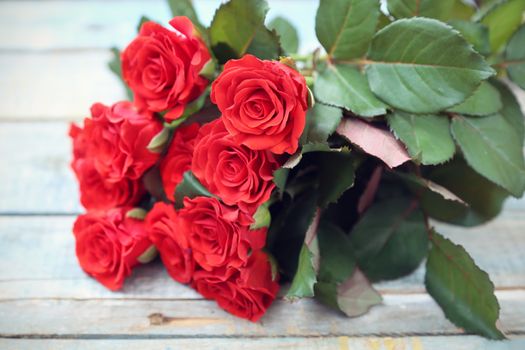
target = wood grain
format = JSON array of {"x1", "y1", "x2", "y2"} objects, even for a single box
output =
[
  {"x1": 1, "y1": 336, "x2": 523, "y2": 350},
  {"x1": 0, "y1": 0, "x2": 318, "y2": 51},
  {"x1": 0, "y1": 290, "x2": 524, "y2": 337},
  {"x1": 0, "y1": 212, "x2": 524, "y2": 299},
  {"x1": 0, "y1": 52, "x2": 125, "y2": 120},
  {"x1": 0, "y1": 123, "x2": 81, "y2": 214}
]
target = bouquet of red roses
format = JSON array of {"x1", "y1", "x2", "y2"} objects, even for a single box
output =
[{"x1": 69, "y1": 0, "x2": 525, "y2": 338}]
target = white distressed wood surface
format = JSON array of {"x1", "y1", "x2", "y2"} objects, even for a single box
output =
[
  {"x1": 0, "y1": 0, "x2": 318, "y2": 51},
  {"x1": 0, "y1": 213, "x2": 524, "y2": 300},
  {"x1": 0, "y1": 0, "x2": 524, "y2": 347},
  {"x1": 1, "y1": 336, "x2": 523, "y2": 350},
  {"x1": 0, "y1": 1, "x2": 523, "y2": 120},
  {"x1": 0, "y1": 291, "x2": 524, "y2": 337}
]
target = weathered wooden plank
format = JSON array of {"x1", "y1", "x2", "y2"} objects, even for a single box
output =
[
  {"x1": 0, "y1": 122, "x2": 524, "y2": 214},
  {"x1": 0, "y1": 336, "x2": 523, "y2": 350},
  {"x1": 0, "y1": 212, "x2": 524, "y2": 300},
  {"x1": 0, "y1": 52, "x2": 125, "y2": 121},
  {"x1": 0, "y1": 122, "x2": 82, "y2": 214},
  {"x1": 0, "y1": 290, "x2": 523, "y2": 337},
  {"x1": 0, "y1": 0, "x2": 318, "y2": 51}
]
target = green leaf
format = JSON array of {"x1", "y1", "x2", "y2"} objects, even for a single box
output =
[
  {"x1": 250, "y1": 202, "x2": 271, "y2": 229},
  {"x1": 315, "y1": 268, "x2": 382, "y2": 317},
  {"x1": 273, "y1": 167, "x2": 289, "y2": 197},
  {"x1": 448, "y1": 20, "x2": 490, "y2": 56},
  {"x1": 167, "y1": 0, "x2": 205, "y2": 33},
  {"x1": 451, "y1": 114, "x2": 525, "y2": 197},
  {"x1": 302, "y1": 142, "x2": 336, "y2": 154},
  {"x1": 174, "y1": 171, "x2": 214, "y2": 209},
  {"x1": 286, "y1": 208, "x2": 322, "y2": 300},
  {"x1": 146, "y1": 127, "x2": 171, "y2": 153},
  {"x1": 137, "y1": 16, "x2": 151, "y2": 32},
  {"x1": 315, "y1": 0, "x2": 380, "y2": 59},
  {"x1": 387, "y1": 0, "x2": 456, "y2": 21},
  {"x1": 268, "y1": 16, "x2": 299, "y2": 54},
  {"x1": 491, "y1": 79, "x2": 525, "y2": 145},
  {"x1": 480, "y1": 0, "x2": 525, "y2": 52},
  {"x1": 287, "y1": 244, "x2": 318, "y2": 299},
  {"x1": 504, "y1": 24, "x2": 525, "y2": 90},
  {"x1": 268, "y1": 192, "x2": 318, "y2": 277},
  {"x1": 245, "y1": 26, "x2": 282, "y2": 60},
  {"x1": 349, "y1": 197, "x2": 428, "y2": 281},
  {"x1": 108, "y1": 48, "x2": 133, "y2": 100},
  {"x1": 376, "y1": 13, "x2": 392, "y2": 31},
  {"x1": 387, "y1": 112, "x2": 455, "y2": 165},
  {"x1": 317, "y1": 221, "x2": 355, "y2": 283},
  {"x1": 209, "y1": 0, "x2": 280, "y2": 63},
  {"x1": 309, "y1": 152, "x2": 356, "y2": 207},
  {"x1": 423, "y1": 157, "x2": 509, "y2": 226},
  {"x1": 301, "y1": 104, "x2": 343, "y2": 145},
  {"x1": 315, "y1": 63, "x2": 387, "y2": 117},
  {"x1": 315, "y1": 222, "x2": 381, "y2": 317},
  {"x1": 447, "y1": 81, "x2": 502, "y2": 116},
  {"x1": 335, "y1": 268, "x2": 382, "y2": 317},
  {"x1": 425, "y1": 231, "x2": 504, "y2": 339},
  {"x1": 393, "y1": 171, "x2": 467, "y2": 205},
  {"x1": 450, "y1": 0, "x2": 476, "y2": 21},
  {"x1": 366, "y1": 17, "x2": 495, "y2": 113}
]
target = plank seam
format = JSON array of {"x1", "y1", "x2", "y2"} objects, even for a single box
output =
[{"x1": 5, "y1": 332, "x2": 525, "y2": 340}]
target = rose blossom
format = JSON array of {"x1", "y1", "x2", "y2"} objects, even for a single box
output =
[
  {"x1": 73, "y1": 208, "x2": 152, "y2": 291},
  {"x1": 178, "y1": 196, "x2": 267, "y2": 271},
  {"x1": 160, "y1": 123, "x2": 200, "y2": 201},
  {"x1": 191, "y1": 119, "x2": 279, "y2": 214},
  {"x1": 146, "y1": 202, "x2": 194, "y2": 284},
  {"x1": 122, "y1": 17, "x2": 211, "y2": 121},
  {"x1": 193, "y1": 251, "x2": 279, "y2": 322},
  {"x1": 69, "y1": 101, "x2": 162, "y2": 210},
  {"x1": 211, "y1": 54, "x2": 308, "y2": 154},
  {"x1": 86, "y1": 102, "x2": 162, "y2": 182}
]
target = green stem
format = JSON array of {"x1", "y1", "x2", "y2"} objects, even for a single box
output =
[{"x1": 290, "y1": 53, "x2": 313, "y2": 62}]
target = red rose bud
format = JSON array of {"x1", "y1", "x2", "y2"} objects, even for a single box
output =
[
  {"x1": 193, "y1": 251, "x2": 280, "y2": 322},
  {"x1": 160, "y1": 123, "x2": 200, "y2": 201},
  {"x1": 191, "y1": 119, "x2": 279, "y2": 214},
  {"x1": 122, "y1": 16, "x2": 211, "y2": 121},
  {"x1": 211, "y1": 54, "x2": 308, "y2": 154},
  {"x1": 69, "y1": 102, "x2": 162, "y2": 210},
  {"x1": 145, "y1": 202, "x2": 194, "y2": 284},
  {"x1": 72, "y1": 208, "x2": 152, "y2": 291},
  {"x1": 178, "y1": 196, "x2": 267, "y2": 271}
]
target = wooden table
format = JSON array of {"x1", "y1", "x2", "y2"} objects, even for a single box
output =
[{"x1": 0, "y1": 1, "x2": 524, "y2": 349}]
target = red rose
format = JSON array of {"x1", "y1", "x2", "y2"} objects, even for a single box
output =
[
  {"x1": 70, "y1": 101, "x2": 162, "y2": 210},
  {"x1": 193, "y1": 251, "x2": 279, "y2": 322},
  {"x1": 178, "y1": 196, "x2": 267, "y2": 271},
  {"x1": 192, "y1": 119, "x2": 279, "y2": 213},
  {"x1": 73, "y1": 208, "x2": 152, "y2": 291},
  {"x1": 211, "y1": 54, "x2": 308, "y2": 154},
  {"x1": 71, "y1": 157, "x2": 144, "y2": 211},
  {"x1": 87, "y1": 102, "x2": 162, "y2": 182},
  {"x1": 160, "y1": 123, "x2": 200, "y2": 201},
  {"x1": 146, "y1": 202, "x2": 194, "y2": 284},
  {"x1": 122, "y1": 17, "x2": 211, "y2": 121}
]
